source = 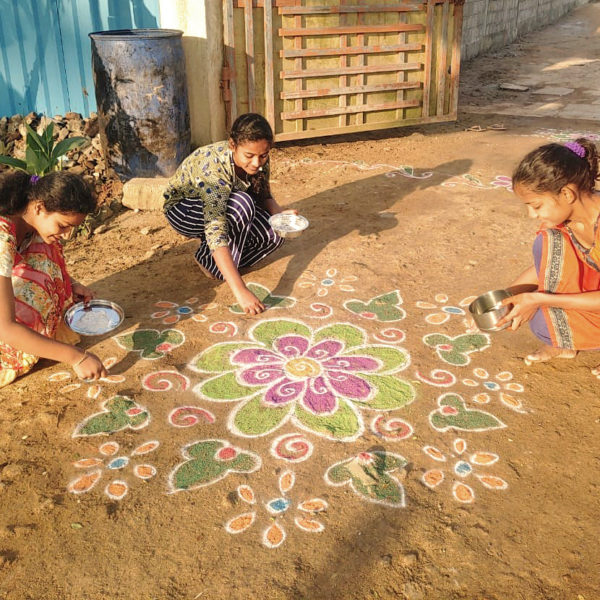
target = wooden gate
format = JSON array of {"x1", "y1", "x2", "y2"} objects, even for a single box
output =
[{"x1": 222, "y1": 0, "x2": 464, "y2": 141}]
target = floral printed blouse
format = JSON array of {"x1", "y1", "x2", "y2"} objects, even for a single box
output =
[
  {"x1": 0, "y1": 216, "x2": 25, "y2": 278},
  {"x1": 163, "y1": 141, "x2": 270, "y2": 251}
]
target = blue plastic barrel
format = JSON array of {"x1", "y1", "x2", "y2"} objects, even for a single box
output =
[{"x1": 89, "y1": 29, "x2": 191, "y2": 179}]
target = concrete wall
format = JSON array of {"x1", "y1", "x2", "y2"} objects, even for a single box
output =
[
  {"x1": 461, "y1": 0, "x2": 590, "y2": 60},
  {"x1": 158, "y1": 0, "x2": 225, "y2": 147}
]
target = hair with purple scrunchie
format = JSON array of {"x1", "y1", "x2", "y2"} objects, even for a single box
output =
[
  {"x1": 564, "y1": 141, "x2": 586, "y2": 159},
  {"x1": 29, "y1": 174, "x2": 41, "y2": 185}
]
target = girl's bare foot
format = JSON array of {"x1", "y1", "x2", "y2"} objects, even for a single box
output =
[{"x1": 524, "y1": 345, "x2": 577, "y2": 366}]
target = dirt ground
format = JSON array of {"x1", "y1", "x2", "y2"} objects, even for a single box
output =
[{"x1": 1, "y1": 8, "x2": 600, "y2": 600}]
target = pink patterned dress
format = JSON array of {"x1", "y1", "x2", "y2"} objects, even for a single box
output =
[{"x1": 0, "y1": 216, "x2": 78, "y2": 387}]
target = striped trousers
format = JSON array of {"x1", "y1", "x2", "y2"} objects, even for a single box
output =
[{"x1": 165, "y1": 191, "x2": 284, "y2": 280}]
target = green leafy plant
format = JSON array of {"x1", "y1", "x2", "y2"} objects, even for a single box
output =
[{"x1": 0, "y1": 121, "x2": 88, "y2": 175}]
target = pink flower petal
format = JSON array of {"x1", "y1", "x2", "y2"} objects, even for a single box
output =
[
  {"x1": 301, "y1": 376, "x2": 337, "y2": 414},
  {"x1": 265, "y1": 378, "x2": 305, "y2": 405},
  {"x1": 325, "y1": 371, "x2": 372, "y2": 399},
  {"x1": 232, "y1": 348, "x2": 283, "y2": 366},
  {"x1": 274, "y1": 335, "x2": 310, "y2": 357},
  {"x1": 306, "y1": 340, "x2": 344, "y2": 360},
  {"x1": 238, "y1": 365, "x2": 285, "y2": 386},
  {"x1": 321, "y1": 355, "x2": 379, "y2": 372}
]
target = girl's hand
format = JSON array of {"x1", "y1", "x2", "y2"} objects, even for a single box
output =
[
  {"x1": 279, "y1": 208, "x2": 299, "y2": 216},
  {"x1": 497, "y1": 292, "x2": 542, "y2": 331},
  {"x1": 72, "y1": 281, "x2": 97, "y2": 305},
  {"x1": 235, "y1": 287, "x2": 266, "y2": 315},
  {"x1": 72, "y1": 351, "x2": 108, "y2": 381}
]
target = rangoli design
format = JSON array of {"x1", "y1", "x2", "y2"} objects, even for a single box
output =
[
  {"x1": 61, "y1": 278, "x2": 526, "y2": 549},
  {"x1": 229, "y1": 283, "x2": 296, "y2": 313},
  {"x1": 423, "y1": 332, "x2": 490, "y2": 366},
  {"x1": 72, "y1": 395, "x2": 150, "y2": 437},
  {"x1": 225, "y1": 471, "x2": 327, "y2": 548},
  {"x1": 429, "y1": 393, "x2": 506, "y2": 432},
  {"x1": 462, "y1": 368, "x2": 526, "y2": 413},
  {"x1": 298, "y1": 269, "x2": 357, "y2": 297},
  {"x1": 325, "y1": 450, "x2": 408, "y2": 507},
  {"x1": 422, "y1": 438, "x2": 508, "y2": 503},
  {"x1": 344, "y1": 291, "x2": 406, "y2": 322},
  {"x1": 151, "y1": 298, "x2": 198, "y2": 324},
  {"x1": 168, "y1": 439, "x2": 261, "y2": 492},
  {"x1": 114, "y1": 328, "x2": 185, "y2": 359},
  {"x1": 190, "y1": 319, "x2": 415, "y2": 441},
  {"x1": 67, "y1": 440, "x2": 159, "y2": 500}
]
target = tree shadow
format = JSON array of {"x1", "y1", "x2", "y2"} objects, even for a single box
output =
[
  {"x1": 77, "y1": 156, "x2": 470, "y2": 374},
  {"x1": 258, "y1": 157, "x2": 473, "y2": 297}
]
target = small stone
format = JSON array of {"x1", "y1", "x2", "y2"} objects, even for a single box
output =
[
  {"x1": 140, "y1": 227, "x2": 151, "y2": 235},
  {"x1": 94, "y1": 224, "x2": 108, "y2": 235}
]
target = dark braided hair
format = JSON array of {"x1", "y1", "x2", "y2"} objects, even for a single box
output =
[
  {"x1": 229, "y1": 113, "x2": 274, "y2": 206},
  {"x1": 512, "y1": 137, "x2": 599, "y2": 195},
  {"x1": 0, "y1": 171, "x2": 96, "y2": 217}
]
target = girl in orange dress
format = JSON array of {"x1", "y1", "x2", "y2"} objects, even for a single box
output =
[
  {"x1": 498, "y1": 138, "x2": 600, "y2": 374},
  {"x1": 0, "y1": 171, "x2": 107, "y2": 387}
]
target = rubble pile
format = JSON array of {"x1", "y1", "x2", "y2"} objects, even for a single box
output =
[{"x1": 0, "y1": 111, "x2": 123, "y2": 211}]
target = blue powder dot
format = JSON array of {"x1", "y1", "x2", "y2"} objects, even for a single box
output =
[
  {"x1": 454, "y1": 461, "x2": 472, "y2": 476},
  {"x1": 268, "y1": 498, "x2": 290, "y2": 513},
  {"x1": 442, "y1": 306, "x2": 464, "y2": 315},
  {"x1": 177, "y1": 306, "x2": 193, "y2": 314},
  {"x1": 484, "y1": 382, "x2": 500, "y2": 391},
  {"x1": 107, "y1": 457, "x2": 129, "y2": 470},
  {"x1": 321, "y1": 279, "x2": 334, "y2": 286}
]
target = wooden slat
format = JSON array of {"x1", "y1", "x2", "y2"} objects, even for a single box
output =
[
  {"x1": 278, "y1": 4, "x2": 425, "y2": 14},
  {"x1": 435, "y1": 1, "x2": 449, "y2": 115},
  {"x1": 235, "y1": 0, "x2": 456, "y2": 6},
  {"x1": 279, "y1": 24, "x2": 424, "y2": 36},
  {"x1": 245, "y1": 0, "x2": 255, "y2": 112},
  {"x1": 355, "y1": 9, "x2": 364, "y2": 127},
  {"x1": 280, "y1": 81, "x2": 421, "y2": 100},
  {"x1": 223, "y1": 0, "x2": 237, "y2": 128},
  {"x1": 294, "y1": 1, "x2": 303, "y2": 133},
  {"x1": 421, "y1": 0, "x2": 435, "y2": 117},
  {"x1": 264, "y1": 0, "x2": 275, "y2": 126},
  {"x1": 449, "y1": 0, "x2": 464, "y2": 115},
  {"x1": 281, "y1": 62, "x2": 422, "y2": 79},
  {"x1": 281, "y1": 99, "x2": 421, "y2": 120},
  {"x1": 275, "y1": 113, "x2": 455, "y2": 142},
  {"x1": 280, "y1": 43, "x2": 423, "y2": 58}
]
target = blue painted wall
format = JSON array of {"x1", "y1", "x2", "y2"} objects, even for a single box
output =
[{"x1": 0, "y1": 0, "x2": 160, "y2": 118}]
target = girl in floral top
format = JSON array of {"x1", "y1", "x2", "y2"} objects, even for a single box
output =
[
  {"x1": 495, "y1": 138, "x2": 600, "y2": 373},
  {"x1": 0, "y1": 171, "x2": 107, "y2": 387},
  {"x1": 164, "y1": 113, "x2": 296, "y2": 315}
]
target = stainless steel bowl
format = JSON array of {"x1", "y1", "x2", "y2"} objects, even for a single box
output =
[
  {"x1": 468, "y1": 289, "x2": 512, "y2": 332},
  {"x1": 64, "y1": 299, "x2": 124, "y2": 336},
  {"x1": 269, "y1": 213, "x2": 309, "y2": 239}
]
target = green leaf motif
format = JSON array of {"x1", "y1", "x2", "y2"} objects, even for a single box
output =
[
  {"x1": 423, "y1": 332, "x2": 489, "y2": 366},
  {"x1": 115, "y1": 328, "x2": 185, "y2": 359},
  {"x1": 430, "y1": 393, "x2": 506, "y2": 432},
  {"x1": 169, "y1": 439, "x2": 261, "y2": 491},
  {"x1": 293, "y1": 399, "x2": 362, "y2": 441},
  {"x1": 313, "y1": 323, "x2": 365, "y2": 349},
  {"x1": 191, "y1": 342, "x2": 256, "y2": 373},
  {"x1": 72, "y1": 395, "x2": 150, "y2": 437},
  {"x1": 198, "y1": 372, "x2": 256, "y2": 401},
  {"x1": 229, "y1": 283, "x2": 296, "y2": 314},
  {"x1": 250, "y1": 319, "x2": 310, "y2": 349},
  {"x1": 345, "y1": 344, "x2": 408, "y2": 374},
  {"x1": 231, "y1": 394, "x2": 292, "y2": 437},
  {"x1": 358, "y1": 374, "x2": 416, "y2": 410},
  {"x1": 325, "y1": 451, "x2": 407, "y2": 507},
  {"x1": 344, "y1": 290, "x2": 406, "y2": 322}
]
